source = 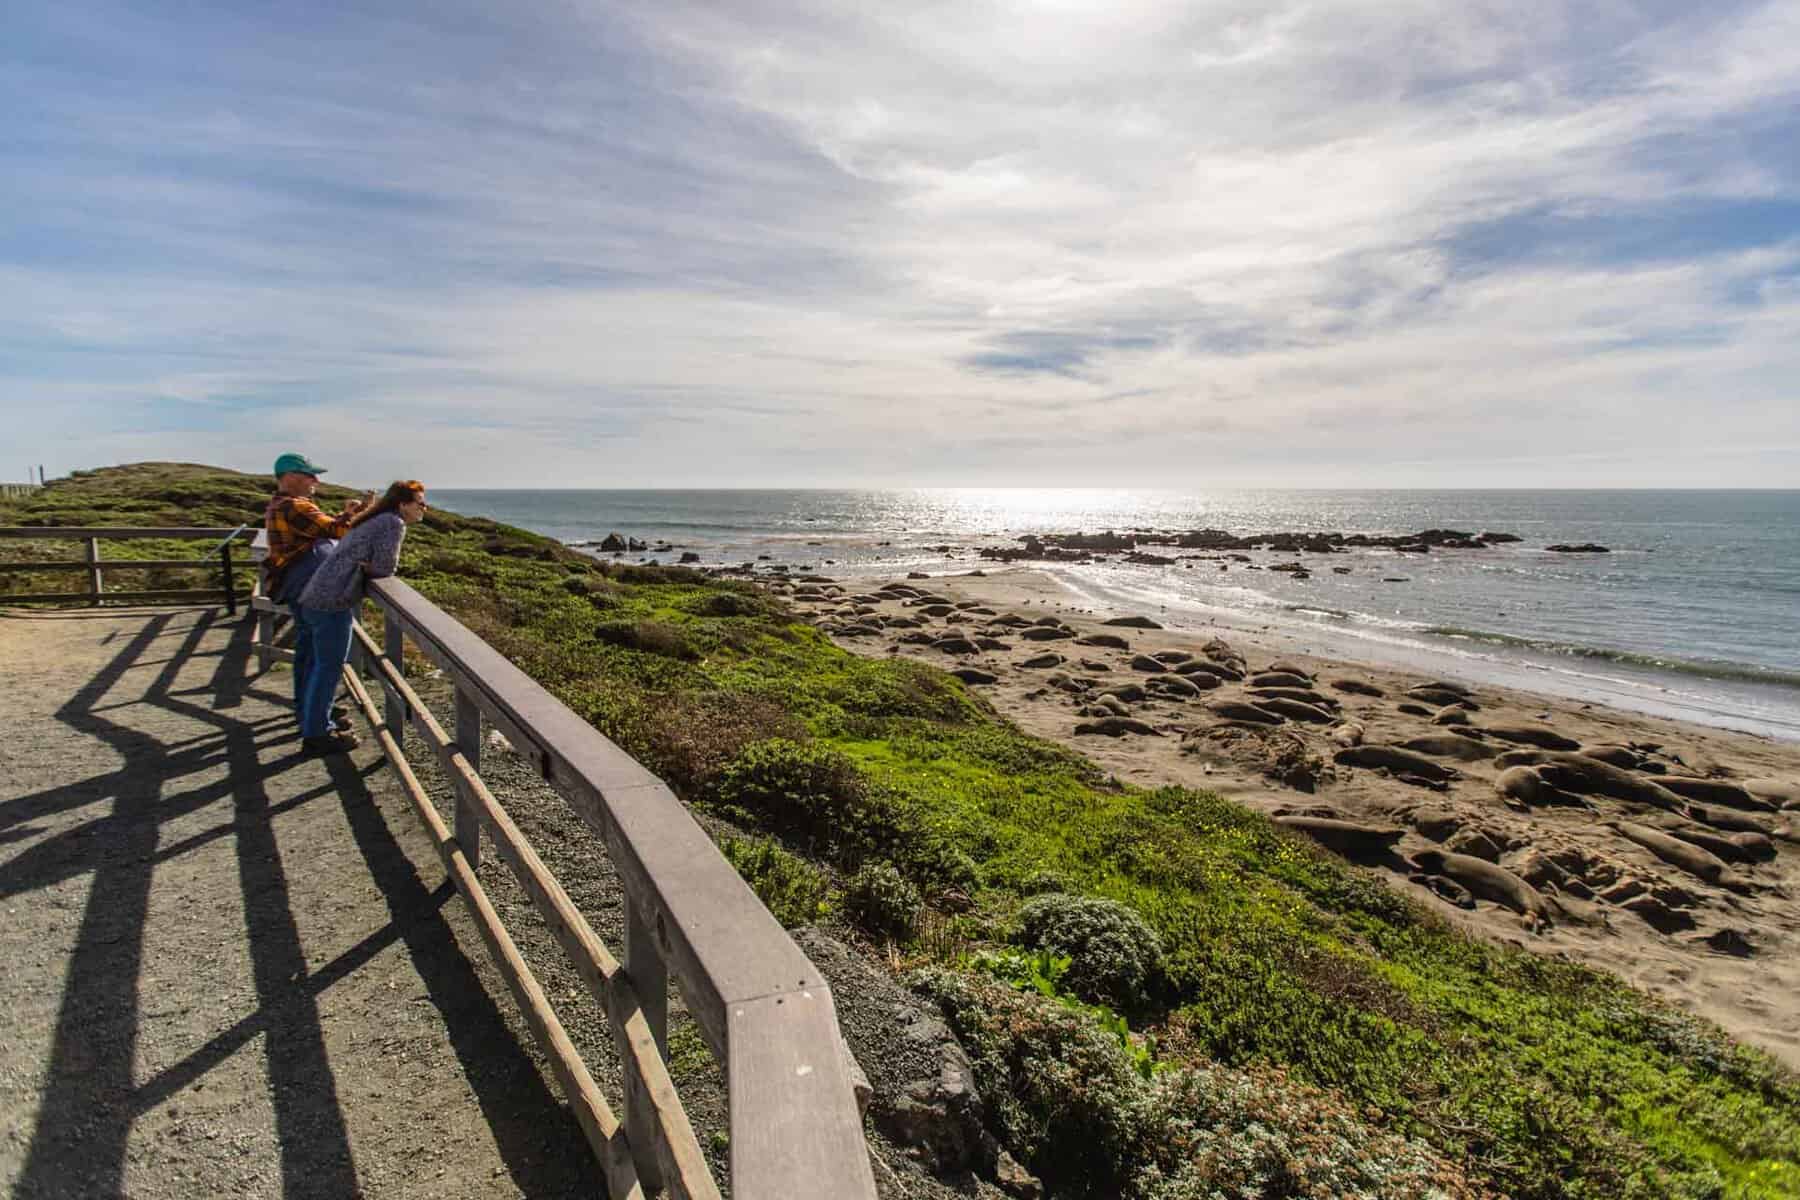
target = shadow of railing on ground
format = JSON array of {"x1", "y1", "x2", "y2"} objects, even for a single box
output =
[{"x1": 1, "y1": 608, "x2": 596, "y2": 1199}]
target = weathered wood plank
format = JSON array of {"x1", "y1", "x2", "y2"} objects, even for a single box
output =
[
  {"x1": 728, "y1": 989, "x2": 879, "y2": 1200},
  {"x1": 454, "y1": 685, "x2": 483, "y2": 870},
  {"x1": 339, "y1": 668, "x2": 648, "y2": 1200},
  {"x1": 0, "y1": 589, "x2": 242, "y2": 606},
  {"x1": 0, "y1": 559, "x2": 257, "y2": 572},
  {"x1": 0, "y1": 526, "x2": 252, "y2": 540}
]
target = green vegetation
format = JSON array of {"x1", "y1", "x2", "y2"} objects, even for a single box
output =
[{"x1": 7, "y1": 463, "x2": 1798, "y2": 1199}]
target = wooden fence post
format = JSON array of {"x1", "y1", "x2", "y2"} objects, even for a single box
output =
[
  {"x1": 625, "y1": 897, "x2": 669, "y2": 1193},
  {"x1": 85, "y1": 537, "x2": 102, "y2": 606},
  {"x1": 220, "y1": 543, "x2": 237, "y2": 616},
  {"x1": 455, "y1": 686, "x2": 483, "y2": 869},
  {"x1": 383, "y1": 616, "x2": 407, "y2": 740}
]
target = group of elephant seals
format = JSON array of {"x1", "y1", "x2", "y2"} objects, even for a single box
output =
[
  {"x1": 1611, "y1": 821, "x2": 1752, "y2": 892},
  {"x1": 1493, "y1": 750, "x2": 1687, "y2": 812}
]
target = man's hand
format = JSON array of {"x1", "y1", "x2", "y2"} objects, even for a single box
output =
[{"x1": 344, "y1": 490, "x2": 375, "y2": 515}]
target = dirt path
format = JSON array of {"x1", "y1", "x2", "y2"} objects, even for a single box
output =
[{"x1": 0, "y1": 606, "x2": 607, "y2": 1199}]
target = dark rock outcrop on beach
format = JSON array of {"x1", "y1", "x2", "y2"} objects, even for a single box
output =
[
  {"x1": 977, "y1": 526, "x2": 1525, "y2": 563},
  {"x1": 1547, "y1": 543, "x2": 1611, "y2": 553}
]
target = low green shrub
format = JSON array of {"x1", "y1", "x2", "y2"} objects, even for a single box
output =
[
  {"x1": 911, "y1": 970, "x2": 1478, "y2": 1200},
  {"x1": 593, "y1": 618, "x2": 698, "y2": 660},
  {"x1": 717, "y1": 835, "x2": 829, "y2": 928},
  {"x1": 844, "y1": 862, "x2": 921, "y2": 940},
  {"x1": 1017, "y1": 893, "x2": 1164, "y2": 1010},
  {"x1": 638, "y1": 690, "x2": 806, "y2": 796}
]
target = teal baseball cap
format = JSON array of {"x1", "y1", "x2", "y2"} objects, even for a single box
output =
[{"x1": 273, "y1": 451, "x2": 327, "y2": 477}]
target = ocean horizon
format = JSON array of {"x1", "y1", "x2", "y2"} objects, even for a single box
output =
[{"x1": 430, "y1": 487, "x2": 1800, "y2": 741}]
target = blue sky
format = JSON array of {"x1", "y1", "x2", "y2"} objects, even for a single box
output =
[{"x1": 3, "y1": 0, "x2": 1797, "y2": 487}]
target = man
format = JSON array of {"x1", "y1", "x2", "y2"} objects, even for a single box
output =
[{"x1": 265, "y1": 452, "x2": 370, "y2": 754}]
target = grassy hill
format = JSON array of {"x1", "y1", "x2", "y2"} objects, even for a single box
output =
[{"x1": 5, "y1": 464, "x2": 1798, "y2": 1199}]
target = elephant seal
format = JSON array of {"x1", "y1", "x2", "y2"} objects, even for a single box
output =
[
  {"x1": 1495, "y1": 765, "x2": 1591, "y2": 808},
  {"x1": 1330, "y1": 722, "x2": 1365, "y2": 748},
  {"x1": 1251, "y1": 671, "x2": 1312, "y2": 689},
  {"x1": 1075, "y1": 633, "x2": 1130, "y2": 650},
  {"x1": 1612, "y1": 821, "x2": 1749, "y2": 891},
  {"x1": 1431, "y1": 707, "x2": 1471, "y2": 727},
  {"x1": 1275, "y1": 816, "x2": 1403, "y2": 859},
  {"x1": 1148, "y1": 674, "x2": 1204, "y2": 697},
  {"x1": 1177, "y1": 660, "x2": 1244, "y2": 682},
  {"x1": 1019, "y1": 653, "x2": 1065, "y2": 669},
  {"x1": 1656, "y1": 776, "x2": 1775, "y2": 812},
  {"x1": 1265, "y1": 661, "x2": 1314, "y2": 679},
  {"x1": 1130, "y1": 654, "x2": 1169, "y2": 673},
  {"x1": 1074, "y1": 716, "x2": 1160, "y2": 737},
  {"x1": 1683, "y1": 804, "x2": 1774, "y2": 836},
  {"x1": 1333, "y1": 745, "x2": 1459, "y2": 782},
  {"x1": 1330, "y1": 678, "x2": 1384, "y2": 697},
  {"x1": 1482, "y1": 725, "x2": 1581, "y2": 751},
  {"x1": 1408, "y1": 687, "x2": 1479, "y2": 710},
  {"x1": 1209, "y1": 701, "x2": 1285, "y2": 726},
  {"x1": 1253, "y1": 697, "x2": 1335, "y2": 724},
  {"x1": 950, "y1": 667, "x2": 997, "y2": 685},
  {"x1": 1661, "y1": 824, "x2": 1776, "y2": 864},
  {"x1": 1249, "y1": 686, "x2": 1338, "y2": 708},
  {"x1": 1400, "y1": 735, "x2": 1495, "y2": 763},
  {"x1": 1411, "y1": 850, "x2": 1549, "y2": 919},
  {"x1": 1491, "y1": 751, "x2": 1685, "y2": 811}
]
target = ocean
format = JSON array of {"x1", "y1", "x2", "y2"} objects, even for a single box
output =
[{"x1": 429, "y1": 489, "x2": 1800, "y2": 742}]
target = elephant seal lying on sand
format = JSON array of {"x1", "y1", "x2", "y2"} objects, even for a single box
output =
[
  {"x1": 1411, "y1": 849, "x2": 1551, "y2": 921},
  {"x1": 1494, "y1": 751, "x2": 1685, "y2": 811},
  {"x1": 1274, "y1": 816, "x2": 1404, "y2": 859},
  {"x1": 1611, "y1": 821, "x2": 1752, "y2": 892},
  {"x1": 1481, "y1": 725, "x2": 1581, "y2": 751},
  {"x1": 1401, "y1": 734, "x2": 1496, "y2": 763},
  {"x1": 1334, "y1": 745, "x2": 1460, "y2": 782},
  {"x1": 1656, "y1": 776, "x2": 1776, "y2": 812},
  {"x1": 1495, "y1": 765, "x2": 1594, "y2": 809}
]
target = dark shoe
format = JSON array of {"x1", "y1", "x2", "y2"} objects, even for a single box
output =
[{"x1": 303, "y1": 731, "x2": 361, "y2": 756}]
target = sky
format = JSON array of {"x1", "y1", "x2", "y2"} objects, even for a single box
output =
[{"x1": 3, "y1": 0, "x2": 1798, "y2": 488}]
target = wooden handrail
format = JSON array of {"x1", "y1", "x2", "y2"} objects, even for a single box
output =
[
  {"x1": 0, "y1": 526, "x2": 255, "y2": 539},
  {"x1": 360, "y1": 577, "x2": 875, "y2": 1199}
]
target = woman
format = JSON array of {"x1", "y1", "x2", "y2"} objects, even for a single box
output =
[{"x1": 294, "y1": 480, "x2": 428, "y2": 755}]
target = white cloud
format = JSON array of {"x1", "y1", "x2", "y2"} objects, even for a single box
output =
[{"x1": 1, "y1": 0, "x2": 1797, "y2": 485}]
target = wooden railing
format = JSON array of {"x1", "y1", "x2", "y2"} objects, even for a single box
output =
[
  {"x1": 0, "y1": 526, "x2": 257, "y2": 611},
  {"x1": 252, "y1": 576, "x2": 877, "y2": 1200},
  {"x1": 0, "y1": 482, "x2": 42, "y2": 500}
]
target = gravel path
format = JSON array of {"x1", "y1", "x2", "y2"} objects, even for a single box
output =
[{"x1": 0, "y1": 607, "x2": 605, "y2": 1199}]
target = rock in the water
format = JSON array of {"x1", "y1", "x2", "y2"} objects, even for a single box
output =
[
  {"x1": 1547, "y1": 543, "x2": 1610, "y2": 553},
  {"x1": 1074, "y1": 716, "x2": 1160, "y2": 737},
  {"x1": 1330, "y1": 678, "x2": 1384, "y2": 697},
  {"x1": 951, "y1": 667, "x2": 998, "y2": 685},
  {"x1": 1104, "y1": 615, "x2": 1163, "y2": 629}
]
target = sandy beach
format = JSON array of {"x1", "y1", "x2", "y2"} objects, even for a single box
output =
[{"x1": 773, "y1": 565, "x2": 1800, "y2": 1070}]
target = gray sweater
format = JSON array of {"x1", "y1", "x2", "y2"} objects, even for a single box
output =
[{"x1": 297, "y1": 511, "x2": 406, "y2": 611}]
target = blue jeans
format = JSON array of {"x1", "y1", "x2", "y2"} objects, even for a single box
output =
[{"x1": 296, "y1": 605, "x2": 355, "y2": 738}]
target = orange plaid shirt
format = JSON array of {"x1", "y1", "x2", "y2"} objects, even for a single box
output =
[{"x1": 264, "y1": 493, "x2": 355, "y2": 587}]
